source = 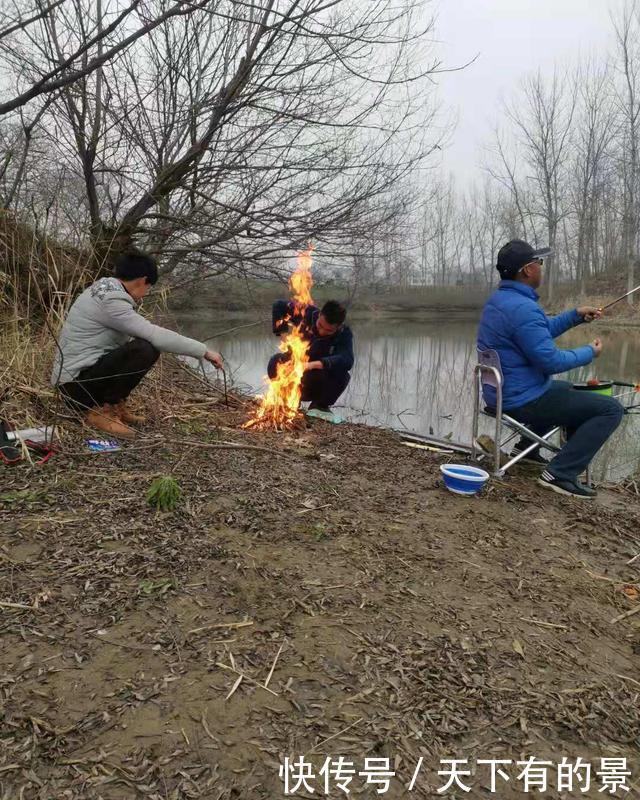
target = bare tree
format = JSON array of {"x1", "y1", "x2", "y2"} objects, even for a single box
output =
[
  {"x1": 484, "y1": 128, "x2": 534, "y2": 242},
  {"x1": 9, "y1": 0, "x2": 444, "y2": 283},
  {"x1": 569, "y1": 58, "x2": 617, "y2": 295},
  {"x1": 612, "y1": 0, "x2": 640, "y2": 304},
  {"x1": 464, "y1": 179, "x2": 509, "y2": 288},
  {"x1": 503, "y1": 69, "x2": 576, "y2": 300}
]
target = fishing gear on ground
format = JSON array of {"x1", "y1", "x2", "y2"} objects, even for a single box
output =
[
  {"x1": 573, "y1": 378, "x2": 640, "y2": 413},
  {"x1": 1, "y1": 420, "x2": 57, "y2": 465}
]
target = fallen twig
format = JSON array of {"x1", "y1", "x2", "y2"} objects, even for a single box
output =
[
  {"x1": 610, "y1": 605, "x2": 640, "y2": 624},
  {"x1": 159, "y1": 436, "x2": 313, "y2": 458},
  {"x1": 216, "y1": 662, "x2": 279, "y2": 696},
  {"x1": 264, "y1": 640, "x2": 285, "y2": 689},
  {"x1": 0, "y1": 600, "x2": 38, "y2": 611},
  {"x1": 520, "y1": 617, "x2": 569, "y2": 631},
  {"x1": 613, "y1": 672, "x2": 640, "y2": 688},
  {"x1": 88, "y1": 631, "x2": 155, "y2": 651},
  {"x1": 401, "y1": 440, "x2": 454, "y2": 455},
  {"x1": 584, "y1": 568, "x2": 639, "y2": 586},
  {"x1": 296, "y1": 504, "x2": 331, "y2": 515},
  {"x1": 201, "y1": 710, "x2": 219, "y2": 743},
  {"x1": 225, "y1": 674, "x2": 243, "y2": 701},
  {"x1": 187, "y1": 620, "x2": 253, "y2": 635},
  {"x1": 308, "y1": 717, "x2": 365, "y2": 753}
]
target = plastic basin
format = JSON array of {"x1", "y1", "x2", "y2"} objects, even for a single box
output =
[{"x1": 440, "y1": 464, "x2": 490, "y2": 496}]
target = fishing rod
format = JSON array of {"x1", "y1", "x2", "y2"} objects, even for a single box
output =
[
  {"x1": 599, "y1": 284, "x2": 640, "y2": 311},
  {"x1": 613, "y1": 380, "x2": 640, "y2": 389}
]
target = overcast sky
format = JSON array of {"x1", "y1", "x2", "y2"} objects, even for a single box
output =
[{"x1": 434, "y1": 0, "x2": 620, "y2": 184}]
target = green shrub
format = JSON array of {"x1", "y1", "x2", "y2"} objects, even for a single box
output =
[{"x1": 147, "y1": 475, "x2": 182, "y2": 511}]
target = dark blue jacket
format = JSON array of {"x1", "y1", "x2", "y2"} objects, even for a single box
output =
[
  {"x1": 272, "y1": 300, "x2": 354, "y2": 373},
  {"x1": 477, "y1": 281, "x2": 595, "y2": 409}
]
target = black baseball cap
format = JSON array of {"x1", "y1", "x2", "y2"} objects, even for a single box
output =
[{"x1": 496, "y1": 239, "x2": 553, "y2": 280}]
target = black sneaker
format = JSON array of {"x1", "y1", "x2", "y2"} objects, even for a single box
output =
[
  {"x1": 512, "y1": 445, "x2": 549, "y2": 465},
  {"x1": 308, "y1": 403, "x2": 331, "y2": 413},
  {"x1": 538, "y1": 471, "x2": 597, "y2": 499}
]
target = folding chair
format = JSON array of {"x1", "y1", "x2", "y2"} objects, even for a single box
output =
[{"x1": 471, "y1": 349, "x2": 562, "y2": 478}]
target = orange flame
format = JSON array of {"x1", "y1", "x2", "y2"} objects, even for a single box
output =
[
  {"x1": 244, "y1": 246, "x2": 314, "y2": 430},
  {"x1": 290, "y1": 247, "x2": 313, "y2": 308}
]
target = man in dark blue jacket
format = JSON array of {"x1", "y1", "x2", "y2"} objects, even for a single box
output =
[
  {"x1": 477, "y1": 239, "x2": 624, "y2": 499},
  {"x1": 269, "y1": 299, "x2": 354, "y2": 412}
]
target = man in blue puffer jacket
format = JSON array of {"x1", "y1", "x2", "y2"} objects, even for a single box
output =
[{"x1": 477, "y1": 239, "x2": 624, "y2": 499}]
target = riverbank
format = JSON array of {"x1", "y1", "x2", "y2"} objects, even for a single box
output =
[{"x1": 1, "y1": 357, "x2": 640, "y2": 798}]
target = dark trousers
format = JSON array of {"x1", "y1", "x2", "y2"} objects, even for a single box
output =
[
  {"x1": 60, "y1": 338, "x2": 159, "y2": 411},
  {"x1": 267, "y1": 354, "x2": 350, "y2": 409},
  {"x1": 509, "y1": 380, "x2": 624, "y2": 481}
]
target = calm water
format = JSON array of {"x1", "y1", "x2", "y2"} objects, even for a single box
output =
[{"x1": 179, "y1": 314, "x2": 640, "y2": 482}]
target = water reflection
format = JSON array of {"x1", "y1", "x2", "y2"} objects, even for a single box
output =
[{"x1": 179, "y1": 315, "x2": 640, "y2": 483}]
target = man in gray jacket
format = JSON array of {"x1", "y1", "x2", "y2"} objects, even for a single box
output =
[{"x1": 52, "y1": 250, "x2": 222, "y2": 438}]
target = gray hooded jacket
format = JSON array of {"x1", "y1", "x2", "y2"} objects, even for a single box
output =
[{"x1": 51, "y1": 277, "x2": 207, "y2": 385}]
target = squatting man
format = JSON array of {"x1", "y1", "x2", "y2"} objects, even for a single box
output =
[
  {"x1": 269, "y1": 298, "x2": 354, "y2": 414},
  {"x1": 52, "y1": 250, "x2": 223, "y2": 438}
]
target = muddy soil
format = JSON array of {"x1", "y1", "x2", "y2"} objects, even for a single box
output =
[{"x1": 1, "y1": 369, "x2": 640, "y2": 799}]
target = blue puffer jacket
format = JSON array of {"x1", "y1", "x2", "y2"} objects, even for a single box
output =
[{"x1": 477, "y1": 281, "x2": 595, "y2": 410}]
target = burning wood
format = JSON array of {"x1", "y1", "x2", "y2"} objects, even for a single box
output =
[{"x1": 243, "y1": 247, "x2": 314, "y2": 430}]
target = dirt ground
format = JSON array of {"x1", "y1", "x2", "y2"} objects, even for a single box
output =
[{"x1": 1, "y1": 365, "x2": 640, "y2": 799}]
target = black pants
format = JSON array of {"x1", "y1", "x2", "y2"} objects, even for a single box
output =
[
  {"x1": 60, "y1": 338, "x2": 159, "y2": 411},
  {"x1": 267, "y1": 354, "x2": 350, "y2": 409},
  {"x1": 509, "y1": 380, "x2": 624, "y2": 481}
]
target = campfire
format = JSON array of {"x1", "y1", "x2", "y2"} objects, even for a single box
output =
[{"x1": 244, "y1": 247, "x2": 314, "y2": 430}]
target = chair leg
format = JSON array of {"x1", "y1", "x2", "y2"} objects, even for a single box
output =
[
  {"x1": 494, "y1": 414, "x2": 503, "y2": 476},
  {"x1": 471, "y1": 381, "x2": 480, "y2": 461}
]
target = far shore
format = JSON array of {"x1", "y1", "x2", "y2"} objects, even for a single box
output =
[
  {"x1": 164, "y1": 304, "x2": 640, "y2": 331},
  {"x1": 165, "y1": 277, "x2": 640, "y2": 330}
]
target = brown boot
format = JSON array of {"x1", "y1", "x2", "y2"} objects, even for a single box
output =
[
  {"x1": 114, "y1": 400, "x2": 146, "y2": 425},
  {"x1": 85, "y1": 405, "x2": 136, "y2": 439}
]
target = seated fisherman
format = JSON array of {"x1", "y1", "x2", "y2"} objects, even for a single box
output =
[
  {"x1": 51, "y1": 249, "x2": 223, "y2": 438},
  {"x1": 477, "y1": 239, "x2": 624, "y2": 499},
  {"x1": 269, "y1": 299, "x2": 354, "y2": 413}
]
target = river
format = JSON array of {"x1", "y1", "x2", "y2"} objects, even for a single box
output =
[{"x1": 178, "y1": 313, "x2": 640, "y2": 483}]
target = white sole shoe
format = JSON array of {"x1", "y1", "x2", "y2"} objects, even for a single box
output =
[{"x1": 538, "y1": 474, "x2": 595, "y2": 500}]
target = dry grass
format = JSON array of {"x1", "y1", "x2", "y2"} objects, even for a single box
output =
[
  {"x1": 0, "y1": 212, "x2": 95, "y2": 432},
  {"x1": 0, "y1": 243, "x2": 77, "y2": 432},
  {"x1": 0, "y1": 315, "x2": 58, "y2": 430},
  {"x1": 0, "y1": 210, "x2": 92, "y2": 316}
]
